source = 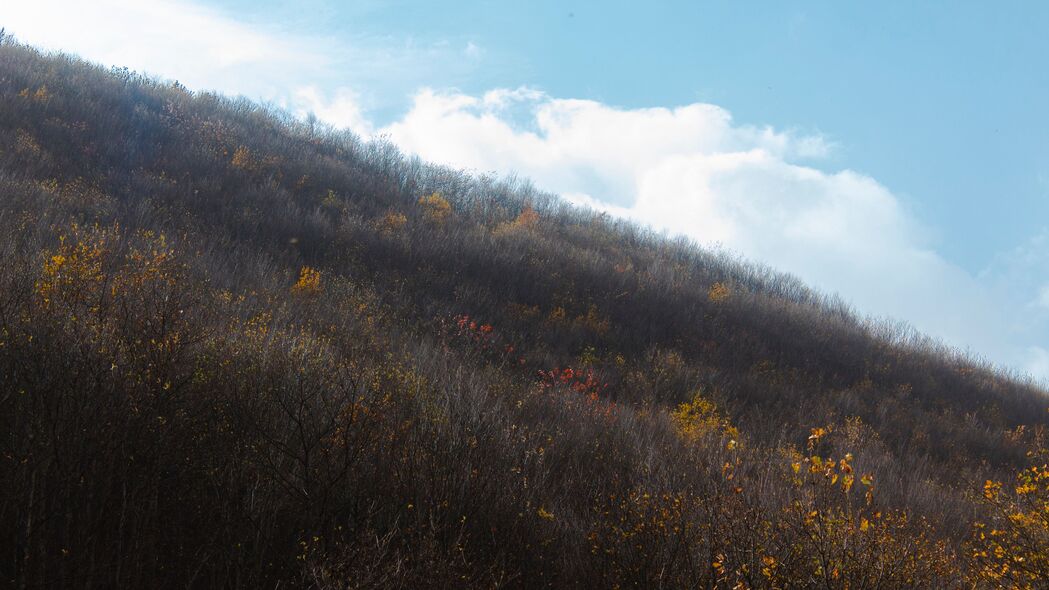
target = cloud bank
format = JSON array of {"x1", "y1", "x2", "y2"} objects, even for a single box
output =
[{"x1": 374, "y1": 89, "x2": 1013, "y2": 366}]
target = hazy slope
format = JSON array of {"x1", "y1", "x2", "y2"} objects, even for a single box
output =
[{"x1": 2, "y1": 41, "x2": 1047, "y2": 588}]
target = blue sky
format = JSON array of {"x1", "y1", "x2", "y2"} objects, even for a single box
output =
[{"x1": 5, "y1": 1, "x2": 1049, "y2": 380}]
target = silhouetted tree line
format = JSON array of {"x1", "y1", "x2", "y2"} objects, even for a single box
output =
[{"x1": 1, "y1": 41, "x2": 1048, "y2": 587}]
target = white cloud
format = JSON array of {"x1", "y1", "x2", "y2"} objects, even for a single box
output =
[
  {"x1": 464, "y1": 41, "x2": 484, "y2": 60},
  {"x1": 1039, "y1": 285, "x2": 1049, "y2": 310},
  {"x1": 383, "y1": 91, "x2": 834, "y2": 208},
  {"x1": 2, "y1": 0, "x2": 482, "y2": 114},
  {"x1": 2, "y1": 0, "x2": 330, "y2": 99},
  {"x1": 1025, "y1": 347, "x2": 1049, "y2": 382},
  {"x1": 381, "y1": 89, "x2": 1048, "y2": 380},
  {"x1": 291, "y1": 86, "x2": 374, "y2": 136}
]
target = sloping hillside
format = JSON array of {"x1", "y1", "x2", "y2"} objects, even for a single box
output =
[{"x1": 1, "y1": 41, "x2": 1047, "y2": 588}]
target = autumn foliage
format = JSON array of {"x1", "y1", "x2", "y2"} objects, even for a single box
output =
[
  {"x1": 2, "y1": 39, "x2": 1048, "y2": 588},
  {"x1": 292, "y1": 265, "x2": 322, "y2": 295},
  {"x1": 970, "y1": 439, "x2": 1049, "y2": 587},
  {"x1": 418, "y1": 191, "x2": 451, "y2": 223}
]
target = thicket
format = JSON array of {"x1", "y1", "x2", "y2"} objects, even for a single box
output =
[{"x1": 2, "y1": 39, "x2": 1048, "y2": 587}]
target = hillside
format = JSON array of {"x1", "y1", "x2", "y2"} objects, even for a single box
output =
[{"x1": 2, "y1": 40, "x2": 1048, "y2": 588}]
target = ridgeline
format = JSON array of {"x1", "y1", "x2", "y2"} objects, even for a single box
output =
[{"x1": 2, "y1": 40, "x2": 1047, "y2": 588}]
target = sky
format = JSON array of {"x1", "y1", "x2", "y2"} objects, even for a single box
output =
[{"x1": 4, "y1": 0, "x2": 1049, "y2": 381}]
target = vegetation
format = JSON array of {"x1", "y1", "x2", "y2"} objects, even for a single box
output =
[{"x1": 1, "y1": 39, "x2": 1048, "y2": 587}]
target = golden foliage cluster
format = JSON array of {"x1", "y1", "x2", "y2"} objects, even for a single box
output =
[
  {"x1": 292, "y1": 266, "x2": 322, "y2": 296},
  {"x1": 708, "y1": 281, "x2": 731, "y2": 303},
  {"x1": 376, "y1": 211, "x2": 408, "y2": 234},
  {"x1": 15, "y1": 129, "x2": 42, "y2": 157},
  {"x1": 971, "y1": 442, "x2": 1049, "y2": 587},
  {"x1": 35, "y1": 224, "x2": 109, "y2": 309},
  {"x1": 18, "y1": 85, "x2": 51, "y2": 102},
  {"x1": 230, "y1": 145, "x2": 255, "y2": 170},
  {"x1": 494, "y1": 205, "x2": 540, "y2": 236},
  {"x1": 670, "y1": 390, "x2": 739, "y2": 442},
  {"x1": 417, "y1": 192, "x2": 451, "y2": 223}
]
